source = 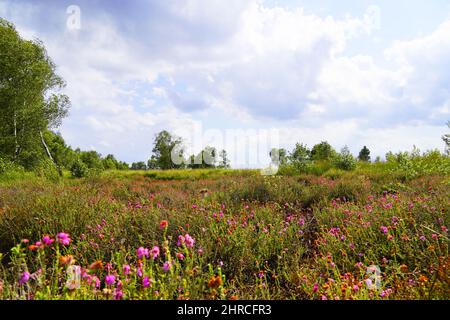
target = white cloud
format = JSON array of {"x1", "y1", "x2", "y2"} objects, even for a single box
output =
[{"x1": 1, "y1": 0, "x2": 449, "y2": 165}]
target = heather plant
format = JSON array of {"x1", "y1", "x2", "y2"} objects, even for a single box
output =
[{"x1": 0, "y1": 168, "x2": 448, "y2": 300}]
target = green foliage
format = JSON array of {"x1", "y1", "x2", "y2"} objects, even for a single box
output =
[
  {"x1": 217, "y1": 149, "x2": 231, "y2": 168},
  {"x1": 386, "y1": 148, "x2": 450, "y2": 179},
  {"x1": 334, "y1": 146, "x2": 357, "y2": 171},
  {"x1": 358, "y1": 146, "x2": 371, "y2": 162},
  {"x1": 443, "y1": 121, "x2": 450, "y2": 155},
  {"x1": 70, "y1": 159, "x2": 88, "y2": 178},
  {"x1": 149, "y1": 130, "x2": 185, "y2": 170},
  {"x1": 131, "y1": 161, "x2": 147, "y2": 170},
  {"x1": 0, "y1": 18, "x2": 70, "y2": 169},
  {"x1": 188, "y1": 146, "x2": 218, "y2": 169},
  {"x1": 311, "y1": 141, "x2": 336, "y2": 161}
]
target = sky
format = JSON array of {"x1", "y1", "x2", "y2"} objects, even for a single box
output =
[{"x1": 1, "y1": 0, "x2": 450, "y2": 167}]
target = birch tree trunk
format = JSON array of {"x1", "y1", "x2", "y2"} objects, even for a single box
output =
[{"x1": 40, "y1": 130, "x2": 62, "y2": 176}]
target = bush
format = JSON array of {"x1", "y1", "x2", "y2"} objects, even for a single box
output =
[
  {"x1": 70, "y1": 160, "x2": 88, "y2": 178},
  {"x1": 34, "y1": 159, "x2": 60, "y2": 182},
  {"x1": 333, "y1": 148, "x2": 357, "y2": 171}
]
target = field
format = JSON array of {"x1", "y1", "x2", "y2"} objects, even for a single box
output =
[{"x1": 0, "y1": 168, "x2": 449, "y2": 300}]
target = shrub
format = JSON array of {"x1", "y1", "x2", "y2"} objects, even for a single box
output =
[{"x1": 70, "y1": 160, "x2": 88, "y2": 178}]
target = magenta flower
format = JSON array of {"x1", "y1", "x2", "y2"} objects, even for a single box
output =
[
  {"x1": 137, "y1": 247, "x2": 149, "y2": 259},
  {"x1": 105, "y1": 275, "x2": 116, "y2": 286},
  {"x1": 114, "y1": 289, "x2": 123, "y2": 300},
  {"x1": 419, "y1": 235, "x2": 426, "y2": 241},
  {"x1": 176, "y1": 252, "x2": 185, "y2": 260},
  {"x1": 42, "y1": 235, "x2": 54, "y2": 246},
  {"x1": 151, "y1": 246, "x2": 160, "y2": 259},
  {"x1": 18, "y1": 271, "x2": 30, "y2": 285},
  {"x1": 184, "y1": 234, "x2": 195, "y2": 248},
  {"x1": 123, "y1": 264, "x2": 131, "y2": 276},
  {"x1": 143, "y1": 276, "x2": 152, "y2": 288},
  {"x1": 177, "y1": 235, "x2": 185, "y2": 247},
  {"x1": 380, "y1": 226, "x2": 388, "y2": 235},
  {"x1": 163, "y1": 261, "x2": 172, "y2": 272},
  {"x1": 137, "y1": 267, "x2": 143, "y2": 277},
  {"x1": 312, "y1": 283, "x2": 319, "y2": 293},
  {"x1": 57, "y1": 232, "x2": 71, "y2": 245}
]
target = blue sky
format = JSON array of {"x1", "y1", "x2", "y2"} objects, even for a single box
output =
[{"x1": 1, "y1": 0, "x2": 450, "y2": 167}]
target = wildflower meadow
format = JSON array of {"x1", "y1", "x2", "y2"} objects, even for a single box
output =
[{"x1": 0, "y1": 168, "x2": 448, "y2": 300}]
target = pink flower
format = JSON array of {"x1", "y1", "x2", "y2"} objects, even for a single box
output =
[
  {"x1": 192, "y1": 204, "x2": 198, "y2": 209},
  {"x1": 114, "y1": 289, "x2": 123, "y2": 300},
  {"x1": 176, "y1": 252, "x2": 185, "y2": 260},
  {"x1": 151, "y1": 246, "x2": 160, "y2": 259},
  {"x1": 57, "y1": 232, "x2": 71, "y2": 245},
  {"x1": 163, "y1": 261, "x2": 172, "y2": 272},
  {"x1": 18, "y1": 271, "x2": 30, "y2": 285},
  {"x1": 159, "y1": 220, "x2": 168, "y2": 229},
  {"x1": 419, "y1": 235, "x2": 426, "y2": 241},
  {"x1": 380, "y1": 226, "x2": 388, "y2": 235},
  {"x1": 143, "y1": 276, "x2": 152, "y2": 288},
  {"x1": 353, "y1": 285, "x2": 359, "y2": 292},
  {"x1": 177, "y1": 235, "x2": 185, "y2": 247},
  {"x1": 184, "y1": 234, "x2": 195, "y2": 248},
  {"x1": 432, "y1": 233, "x2": 438, "y2": 240},
  {"x1": 441, "y1": 226, "x2": 448, "y2": 233},
  {"x1": 105, "y1": 275, "x2": 116, "y2": 286},
  {"x1": 137, "y1": 267, "x2": 143, "y2": 277},
  {"x1": 137, "y1": 247, "x2": 149, "y2": 259},
  {"x1": 123, "y1": 264, "x2": 131, "y2": 276},
  {"x1": 42, "y1": 235, "x2": 54, "y2": 246},
  {"x1": 312, "y1": 283, "x2": 319, "y2": 292}
]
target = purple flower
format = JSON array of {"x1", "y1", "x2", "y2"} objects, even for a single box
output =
[
  {"x1": 151, "y1": 246, "x2": 160, "y2": 259},
  {"x1": 177, "y1": 235, "x2": 185, "y2": 247},
  {"x1": 184, "y1": 234, "x2": 195, "y2": 248},
  {"x1": 18, "y1": 272, "x2": 30, "y2": 285},
  {"x1": 42, "y1": 235, "x2": 54, "y2": 246},
  {"x1": 176, "y1": 252, "x2": 185, "y2": 260},
  {"x1": 380, "y1": 226, "x2": 388, "y2": 235},
  {"x1": 105, "y1": 275, "x2": 116, "y2": 286},
  {"x1": 143, "y1": 276, "x2": 152, "y2": 288},
  {"x1": 57, "y1": 232, "x2": 71, "y2": 245},
  {"x1": 137, "y1": 247, "x2": 149, "y2": 259},
  {"x1": 419, "y1": 235, "x2": 426, "y2": 241},
  {"x1": 123, "y1": 264, "x2": 131, "y2": 276},
  {"x1": 114, "y1": 289, "x2": 123, "y2": 300},
  {"x1": 163, "y1": 261, "x2": 172, "y2": 272}
]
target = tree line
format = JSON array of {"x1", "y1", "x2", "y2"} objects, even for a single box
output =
[{"x1": 1, "y1": 18, "x2": 449, "y2": 178}]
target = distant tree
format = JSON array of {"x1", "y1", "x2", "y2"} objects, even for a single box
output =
[
  {"x1": 334, "y1": 146, "x2": 357, "y2": 171},
  {"x1": 358, "y1": 146, "x2": 371, "y2": 162},
  {"x1": 102, "y1": 154, "x2": 119, "y2": 170},
  {"x1": 310, "y1": 141, "x2": 336, "y2": 161},
  {"x1": 443, "y1": 121, "x2": 450, "y2": 155},
  {"x1": 374, "y1": 156, "x2": 381, "y2": 163},
  {"x1": 79, "y1": 151, "x2": 103, "y2": 170},
  {"x1": 289, "y1": 143, "x2": 311, "y2": 162},
  {"x1": 149, "y1": 130, "x2": 184, "y2": 170},
  {"x1": 131, "y1": 162, "x2": 147, "y2": 170},
  {"x1": 188, "y1": 146, "x2": 217, "y2": 169},
  {"x1": 270, "y1": 148, "x2": 288, "y2": 166},
  {"x1": 0, "y1": 19, "x2": 70, "y2": 171},
  {"x1": 217, "y1": 149, "x2": 230, "y2": 168}
]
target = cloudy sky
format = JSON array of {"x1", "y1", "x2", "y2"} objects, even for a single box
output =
[{"x1": 1, "y1": 0, "x2": 450, "y2": 167}]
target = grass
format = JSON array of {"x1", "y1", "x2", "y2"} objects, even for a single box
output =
[{"x1": 0, "y1": 167, "x2": 448, "y2": 300}]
